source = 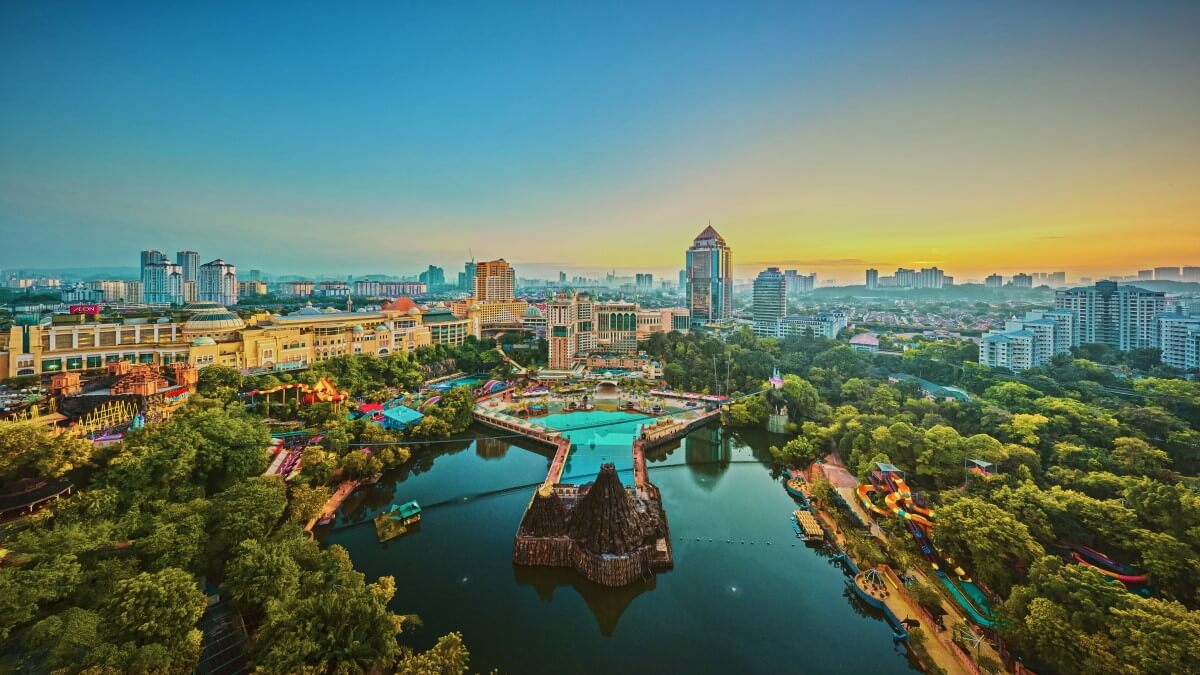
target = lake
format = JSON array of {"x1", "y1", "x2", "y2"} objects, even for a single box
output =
[{"x1": 318, "y1": 422, "x2": 918, "y2": 674}]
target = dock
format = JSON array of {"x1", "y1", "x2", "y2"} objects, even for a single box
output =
[
  {"x1": 794, "y1": 509, "x2": 824, "y2": 541},
  {"x1": 305, "y1": 478, "x2": 359, "y2": 532}
]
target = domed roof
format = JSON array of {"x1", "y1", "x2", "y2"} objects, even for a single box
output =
[
  {"x1": 469, "y1": 303, "x2": 482, "y2": 312},
  {"x1": 407, "y1": 307, "x2": 422, "y2": 316},
  {"x1": 184, "y1": 301, "x2": 224, "y2": 313},
  {"x1": 289, "y1": 300, "x2": 323, "y2": 316},
  {"x1": 183, "y1": 308, "x2": 245, "y2": 333},
  {"x1": 522, "y1": 305, "x2": 543, "y2": 318},
  {"x1": 375, "y1": 324, "x2": 389, "y2": 332},
  {"x1": 191, "y1": 336, "x2": 216, "y2": 346},
  {"x1": 321, "y1": 307, "x2": 339, "y2": 314},
  {"x1": 435, "y1": 301, "x2": 447, "y2": 308},
  {"x1": 352, "y1": 324, "x2": 365, "y2": 333}
]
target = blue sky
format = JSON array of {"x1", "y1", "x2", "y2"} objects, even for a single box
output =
[{"x1": 2, "y1": 2, "x2": 1198, "y2": 281}]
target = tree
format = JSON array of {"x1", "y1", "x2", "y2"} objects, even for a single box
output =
[
  {"x1": 1002, "y1": 412, "x2": 1049, "y2": 449},
  {"x1": 780, "y1": 375, "x2": 820, "y2": 421},
  {"x1": 769, "y1": 437, "x2": 821, "y2": 466},
  {"x1": 396, "y1": 632, "x2": 472, "y2": 675},
  {"x1": 0, "y1": 421, "x2": 94, "y2": 481},
  {"x1": 809, "y1": 477, "x2": 836, "y2": 508},
  {"x1": 288, "y1": 484, "x2": 331, "y2": 524},
  {"x1": 916, "y1": 425, "x2": 965, "y2": 488},
  {"x1": 1110, "y1": 436, "x2": 1170, "y2": 476},
  {"x1": 188, "y1": 409, "x2": 272, "y2": 490},
  {"x1": 907, "y1": 580, "x2": 945, "y2": 614},
  {"x1": 983, "y1": 382, "x2": 1041, "y2": 412},
  {"x1": 208, "y1": 477, "x2": 287, "y2": 556},
  {"x1": 104, "y1": 567, "x2": 205, "y2": 645},
  {"x1": 298, "y1": 446, "x2": 339, "y2": 486},
  {"x1": 253, "y1": 546, "x2": 402, "y2": 673},
  {"x1": 0, "y1": 554, "x2": 83, "y2": 640},
  {"x1": 726, "y1": 395, "x2": 768, "y2": 427},
  {"x1": 196, "y1": 365, "x2": 243, "y2": 398},
  {"x1": 931, "y1": 496, "x2": 1041, "y2": 594},
  {"x1": 223, "y1": 539, "x2": 301, "y2": 615},
  {"x1": 136, "y1": 499, "x2": 210, "y2": 573}
]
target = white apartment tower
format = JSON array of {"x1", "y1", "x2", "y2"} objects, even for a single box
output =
[
  {"x1": 199, "y1": 259, "x2": 238, "y2": 306},
  {"x1": 1055, "y1": 281, "x2": 1165, "y2": 351}
]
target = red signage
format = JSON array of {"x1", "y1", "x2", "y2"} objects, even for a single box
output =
[{"x1": 69, "y1": 304, "x2": 101, "y2": 315}]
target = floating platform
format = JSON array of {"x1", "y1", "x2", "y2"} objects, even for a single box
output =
[
  {"x1": 793, "y1": 509, "x2": 824, "y2": 541},
  {"x1": 785, "y1": 477, "x2": 810, "y2": 507},
  {"x1": 374, "y1": 500, "x2": 421, "y2": 542}
]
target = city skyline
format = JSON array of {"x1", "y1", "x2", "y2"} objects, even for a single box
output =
[{"x1": 3, "y1": 3, "x2": 1199, "y2": 281}]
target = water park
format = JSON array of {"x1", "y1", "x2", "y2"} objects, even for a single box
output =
[
  {"x1": 857, "y1": 462, "x2": 998, "y2": 629},
  {"x1": 476, "y1": 381, "x2": 726, "y2": 586}
]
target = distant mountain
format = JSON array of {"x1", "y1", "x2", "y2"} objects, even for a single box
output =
[
  {"x1": 1, "y1": 266, "x2": 140, "y2": 280},
  {"x1": 1125, "y1": 280, "x2": 1200, "y2": 292}
]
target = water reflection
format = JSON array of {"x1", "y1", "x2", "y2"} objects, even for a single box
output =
[
  {"x1": 475, "y1": 436, "x2": 511, "y2": 460},
  {"x1": 513, "y1": 565, "x2": 656, "y2": 636}
]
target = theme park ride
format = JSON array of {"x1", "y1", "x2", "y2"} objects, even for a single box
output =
[
  {"x1": 1069, "y1": 543, "x2": 1151, "y2": 587},
  {"x1": 857, "y1": 462, "x2": 997, "y2": 629},
  {"x1": 240, "y1": 378, "x2": 349, "y2": 413}
]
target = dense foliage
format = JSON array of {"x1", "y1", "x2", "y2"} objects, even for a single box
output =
[
  {"x1": 656, "y1": 326, "x2": 1200, "y2": 673},
  {"x1": 0, "y1": 350, "x2": 493, "y2": 672}
]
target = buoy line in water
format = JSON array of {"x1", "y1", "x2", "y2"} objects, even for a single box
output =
[{"x1": 323, "y1": 459, "x2": 773, "y2": 531}]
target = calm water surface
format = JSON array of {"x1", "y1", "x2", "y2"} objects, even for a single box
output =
[{"x1": 319, "y1": 422, "x2": 917, "y2": 674}]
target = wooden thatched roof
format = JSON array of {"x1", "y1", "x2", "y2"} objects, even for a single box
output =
[
  {"x1": 523, "y1": 484, "x2": 570, "y2": 537},
  {"x1": 568, "y1": 463, "x2": 644, "y2": 555}
]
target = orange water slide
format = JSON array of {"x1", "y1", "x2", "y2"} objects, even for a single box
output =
[
  {"x1": 856, "y1": 484, "x2": 891, "y2": 517},
  {"x1": 891, "y1": 477, "x2": 935, "y2": 519},
  {"x1": 883, "y1": 489, "x2": 935, "y2": 528}
]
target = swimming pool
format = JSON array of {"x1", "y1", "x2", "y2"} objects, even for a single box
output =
[
  {"x1": 538, "y1": 410, "x2": 650, "y2": 485},
  {"x1": 428, "y1": 374, "x2": 488, "y2": 391}
]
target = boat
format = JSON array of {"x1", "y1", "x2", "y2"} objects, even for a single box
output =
[{"x1": 374, "y1": 500, "x2": 422, "y2": 542}]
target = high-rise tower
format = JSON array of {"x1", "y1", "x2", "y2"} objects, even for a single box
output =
[
  {"x1": 752, "y1": 267, "x2": 786, "y2": 337},
  {"x1": 685, "y1": 225, "x2": 732, "y2": 326}
]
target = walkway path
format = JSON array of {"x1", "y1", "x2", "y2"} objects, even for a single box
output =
[
  {"x1": 808, "y1": 454, "x2": 1001, "y2": 673},
  {"x1": 305, "y1": 478, "x2": 360, "y2": 532}
]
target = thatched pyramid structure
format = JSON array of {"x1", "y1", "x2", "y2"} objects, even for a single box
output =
[
  {"x1": 568, "y1": 463, "x2": 644, "y2": 555},
  {"x1": 523, "y1": 483, "x2": 570, "y2": 537}
]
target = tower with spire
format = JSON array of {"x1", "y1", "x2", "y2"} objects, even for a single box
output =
[{"x1": 685, "y1": 223, "x2": 733, "y2": 326}]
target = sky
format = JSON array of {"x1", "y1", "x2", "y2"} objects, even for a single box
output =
[{"x1": 2, "y1": 1, "x2": 1198, "y2": 283}]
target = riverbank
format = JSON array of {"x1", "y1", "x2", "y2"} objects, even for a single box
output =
[
  {"x1": 319, "y1": 423, "x2": 919, "y2": 674},
  {"x1": 802, "y1": 457, "x2": 1001, "y2": 674}
]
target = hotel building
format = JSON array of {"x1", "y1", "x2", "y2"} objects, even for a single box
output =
[
  {"x1": 0, "y1": 299, "x2": 480, "y2": 379},
  {"x1": 544, "y1": 290, "x2": 686, "y2": 369},
  {"x1": 474, "y1": 259, "x2": 516, "y2": 302},
  {"x1": 686, "y1": 225, "x2": 733, "y2": 326}
]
